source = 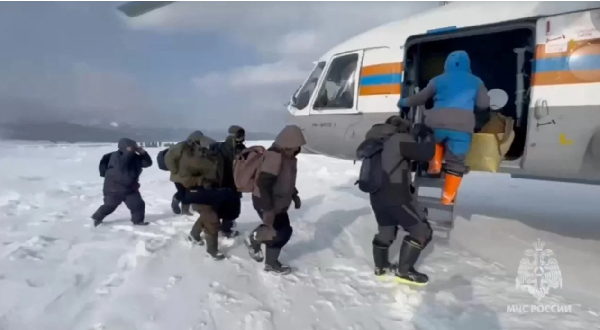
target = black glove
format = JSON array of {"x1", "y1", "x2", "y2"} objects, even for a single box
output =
[
  {"x1": 292, "y1": 195, "x2": 301, "y2": 209},
  {"x1": 411, "y1": 123, "x2": 433, "y2": 141},
  {"x1": 400, "y1": 107, "x2": 410, "y2": 118}
]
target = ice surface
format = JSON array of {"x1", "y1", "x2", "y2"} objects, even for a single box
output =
[{"x1": 0, "y1": 140, "x2": 599, "y2": 330}]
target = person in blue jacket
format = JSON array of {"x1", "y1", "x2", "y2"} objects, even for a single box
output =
[
  {"x1": 93, "y1": 138, "x2": 153, "y2": 226},
  {"x1": 398, "y1": 50, "x2": 490, "y2": 205}
]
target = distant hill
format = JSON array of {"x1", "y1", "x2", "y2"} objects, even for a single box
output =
[
  {"x1": 0, "y1": 120, "x2": 276, "y2": 143},
  {"x1": 0, "y1": 97, "x2": 278, "y2": 143}
]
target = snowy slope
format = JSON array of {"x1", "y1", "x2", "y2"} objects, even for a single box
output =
[{"x1": 0, "y1": 141, "x2": 599, "y2": 330}]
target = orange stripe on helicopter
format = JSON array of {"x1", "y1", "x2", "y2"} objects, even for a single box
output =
[
  {"x1": 359, "y1": 84, "x2": 402, "y2": 96},
  {"x1": 532, "y1": 69, "x2": 600, "y2": 86},
  {"x1": 361, "y1": 62, "x2": 404, "y2": 76},
  {"x1": 535, "y1": 38, "x2": 600, "y2": 59},
  {"x1": 359, "y1": 62, "x2": 403, "y2": 96}
]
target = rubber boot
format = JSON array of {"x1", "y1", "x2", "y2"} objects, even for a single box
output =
[
  {"x1": 264, "y1": 247, "x2": 291, "y2": 275},
  {"x1": 171, "y1": 196, "x2": 182, "y2": 215},
  {"x1": 244, "y1": 230, "x2": 264, "y2": 262},
  {"x1": 91, "y1": 216, "x2": 102, "y2": 227},
  {"x1": 441, "y1": 172, "x2": 463, "y2": 205},
  {"x1": 221, "y1": 229, "x2": 240, "y2": 239},
  {"x1": 373, "y1": 241, "x2": 393, "y2": 276},
  {"x1": 428, "y1": 143, "x2": 444, "y2": 175},
  {"x1": 205, "y1": 234, "x2": 225, "y2": 260},
  {"x1": 181, "y1": 203, "x2": 193, "y2": 216},
  {"x1": 394, "y1": 237, "x2": 429, "y2": 285},
  {"x1": 220, "y1": 220, "x2": 240, "y2": 238},
  {"x1": 188, "y1": 218, "x2": 205, "y2": 246}
]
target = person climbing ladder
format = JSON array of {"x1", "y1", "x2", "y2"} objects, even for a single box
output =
[{"x1": 397, "y1": 50, "x2": 490, "y2": 205}]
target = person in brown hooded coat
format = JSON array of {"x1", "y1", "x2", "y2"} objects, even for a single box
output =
[{"x1": 244, "y1": 125, "x2": 306, "y2": 275}]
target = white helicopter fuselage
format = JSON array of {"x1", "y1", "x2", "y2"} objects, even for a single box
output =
[{"x1": 286, "y1": 1, "x2": 600, "y2": 184}]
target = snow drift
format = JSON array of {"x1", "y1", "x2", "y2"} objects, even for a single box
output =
[{"x1": 0, "y1": 141, "x2": 598, "y2": 330}]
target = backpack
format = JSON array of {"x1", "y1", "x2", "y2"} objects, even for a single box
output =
[
  {"x1": 156, "y1": 148, "x2": 169, "y2": 171},
  {"x1": 355, "y1": 139, "x2": 406, "y2": 194},
  {"x1": 99, "y1": 152, "x2": 113, "y2": 178},
  {"x1": 355, "y1": 123, "x2": 406, "y2": 194},
  {"x1": 233, "y1": 145, "x2": 266, "y2": 193},
  {"x1": 354, "y1": 139, "x2": 385, "y2": 193}
]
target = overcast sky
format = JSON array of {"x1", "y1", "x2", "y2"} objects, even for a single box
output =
[{"x1": 0, "y1": 1, "x2": 438, "y2": 133}]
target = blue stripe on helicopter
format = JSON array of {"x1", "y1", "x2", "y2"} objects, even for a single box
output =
[
  {"x1": 360, "y1": 73, "x2": 403, "y2": 86},
  {"x1": 534, "y1": 54, "x2": 600, "y2": 73}
]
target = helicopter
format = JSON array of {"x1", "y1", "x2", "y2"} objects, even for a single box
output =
[{"x1": 116, "y1": 1, "x2": 600, "y2": 228}]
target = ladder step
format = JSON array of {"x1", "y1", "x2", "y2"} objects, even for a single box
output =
[
  {"x1": 430, "y1": 220, "x2": 454, "y2": 231},
  {"x1": 414, "y1": 176, "x2": 444, "y2": 189},
  {"x1": 417, "y1": 196, "x2": 454, "y2": 212}
]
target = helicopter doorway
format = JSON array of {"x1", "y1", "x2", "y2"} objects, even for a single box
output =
[{"x1": 404, "y1": 23, "x2": 536, "y2": 162}]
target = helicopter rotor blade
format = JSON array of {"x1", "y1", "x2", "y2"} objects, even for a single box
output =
[{"x1": 116, "y1": 1, "x2": 176, "y2": 18}]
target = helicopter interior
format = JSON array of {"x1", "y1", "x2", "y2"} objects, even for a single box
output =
[{"x1": 403, "y1": 26, "x2": 535, "y2": 161}]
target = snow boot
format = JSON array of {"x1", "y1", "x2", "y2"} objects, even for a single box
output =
[
  {"x1": 394, "y1": 237, "x2": 429, "y2": 286},
  {"x1": 264, "y1": 247, "x2": 291, "y2": 275},
  {"x1": 171, "y1": 196, "x2": 182, "y2": 215},
  {"x1": 133, "y1": 221, "x2": 149, "y2": 226},
  {"x1": 92, "y1": 217, "x2": 102, "y2": 227},
  {"x1": 428, "y1": 143, "x2": 444, "y2": 175},
  {"x1": 187, "y1": 234, "x2": 205, "y2": 246},
  {"x1": 442, "y1": 172, "x2": 462, "y2": 206},
  {"x1": 220, "y1": 220, "x2": 239, "y2": 238},
  {"x1": 222, "y1": 230, "x2": 240, "y2": 239},
  {"x1": 181, "y1": 203, "x2": 193, "y2": 216},
  {"x1": 188, "y1": 219, "x2": 205, "y2": 245},
  {"x1": 372, "y1": 241, "x2": 395, "y2": 276},
  {"x1": 205, "y1": 234, "x2": 225, "y2": 260},
  {"x1": 244, "y1": 231, "x2": 264, "y2": 262}
]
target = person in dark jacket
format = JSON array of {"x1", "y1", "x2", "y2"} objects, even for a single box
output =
[
  {"x1": 244, "y1": 125, "x2": 306, "y2": 275},
  {"x1": 363, "y1": 116, "x2": 436, "y2": 286},
  {"x1": 210, "y1": 125, "x2": 247, "y2": 238},
  {"x1": 92, "y1": 138, "x2": 153, "y2": 227}
]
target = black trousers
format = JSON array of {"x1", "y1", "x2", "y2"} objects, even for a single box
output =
[
  {"x1": 217, "y1": 194, "x2": 241, "y2": 232},
  {"x1": 92, "y1": 191, "x2": 145, "y2": 224},
  {"x1": 173, "y1": 182, "x2": 186, "y2": 202},
  {"x1": 370, "y1": 199, "x2": 433, "y2": 248},
  {"x1": 252, "y1": 209, "x2": 293, "y2": 249}
]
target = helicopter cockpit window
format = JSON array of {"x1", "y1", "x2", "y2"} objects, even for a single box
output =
[
  {"x1": 313, "y1": 53, "x2": 359, "y2": 110},
  {"x1": 291, "y1": 61, "x2": 326, "y2": 110}
]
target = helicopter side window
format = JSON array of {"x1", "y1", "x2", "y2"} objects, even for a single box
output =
[
  {"x1": 313, "y1": 53, "x2": 359, "y2": 110},
  {"x1": 292, "y1": 61, "x2": 326, "y2": 110}
]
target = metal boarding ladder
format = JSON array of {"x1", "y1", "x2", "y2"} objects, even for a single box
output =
[
  {"x1": 410, "y1": 101, "x2": 456, "y2": 235},
  {"x1": 414, "y1": 174, "x2": 455, "y2": 235}
]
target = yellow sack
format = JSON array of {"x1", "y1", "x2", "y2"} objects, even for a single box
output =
[
  {"x1": 465, "y1": 133, "x2": 503, "y2": 172},
  {"x1": 466, "y1": 113, "x2": 515, "y2": 173}
]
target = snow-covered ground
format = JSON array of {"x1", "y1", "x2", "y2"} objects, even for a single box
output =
[{"x1": 0, "y1": 140, "x2": 599, "y2": 330}]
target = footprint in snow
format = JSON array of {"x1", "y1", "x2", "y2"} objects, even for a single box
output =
[{"x1": 242, "y1": 310, "x2": 273, "y2": 330}]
